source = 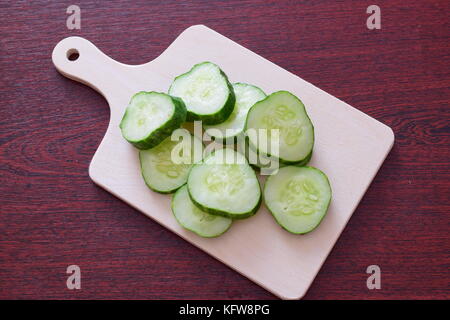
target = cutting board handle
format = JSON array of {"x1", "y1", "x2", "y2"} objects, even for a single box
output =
[{"x1": 52, "y1": 36, "x2": 131, "y2": 105}]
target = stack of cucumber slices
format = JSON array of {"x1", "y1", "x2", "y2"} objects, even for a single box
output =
[{"x1": 120, "y1": 61, "x2": 332, "y2": 237}]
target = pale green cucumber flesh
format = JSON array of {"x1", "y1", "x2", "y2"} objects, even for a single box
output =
[
  {"x1": 139, "y1": 132, "x2": 203, "y2": 193},
  {"x1": 168, "y1": 62, "x2": 235, "y2": 125},
  {"x1": 204, "y1": 83, "x2": 266, "y2": 141},
  {"x1": 245, "y1": 91, "x2": 314, "y2": 164},
  {"x1": 172, "y1": 186, "x2": 232, "y2": 237},
  {"x1": 187, "y1": 148, "x2": 261, "y2": 219},
  {"x1": 264, "y1": 166, "x2": 331, "y2": 234},
  {"x1": 120, "y1": 92, "x2": 187, "y2": 150}
]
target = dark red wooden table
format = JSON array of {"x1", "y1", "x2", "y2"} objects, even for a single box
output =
[{"x1": 1, "y1": 0, "x2": 449, "y2": 299}]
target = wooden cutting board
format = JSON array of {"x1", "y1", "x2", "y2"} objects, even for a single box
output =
[{"x1": 52, "y1": 25, "x2": 394, "y2": 299}]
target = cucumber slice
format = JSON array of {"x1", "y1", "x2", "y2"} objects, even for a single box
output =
[
  {"x1": 120, "y1": 91, "x2": 187, "y2": 149},
  {"x1": 168, "y1": 62, "x2": 235, "y2": 125},
  {"x1": 264, "y1": 166, "x2": 331, "y2": 234},
  {"x1": 172, "y1": 186, "x2": 232, "y2": 237},
  {"x1": 204, "y1": 83, "x2": 266, "y2": 142},
  {"x1": 245, "y1": 91, "x2": 314, "y2": 164},
  {"x1": 139, "y1": 132, "x2": 203, "y2": 194},
  {"x1": 187, "y1": 148, "x2": 261, "y2": 219}
]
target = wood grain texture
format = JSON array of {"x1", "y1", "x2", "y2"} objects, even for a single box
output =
[
  {"x1": 0, "y1": 0, "x2": 449, "y2": 299},
  {"x1": 51, "y1": 25, "x2": 395, "y2": 300}
]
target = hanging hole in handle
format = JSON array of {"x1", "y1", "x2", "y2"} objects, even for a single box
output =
[{"x1": 66, "y1": 48, "x2": 79, "y2": 61}]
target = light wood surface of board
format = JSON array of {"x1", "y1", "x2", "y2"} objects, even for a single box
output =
[{"x1": 51, "y1": 25, "x2": 394, "y2": 299}]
